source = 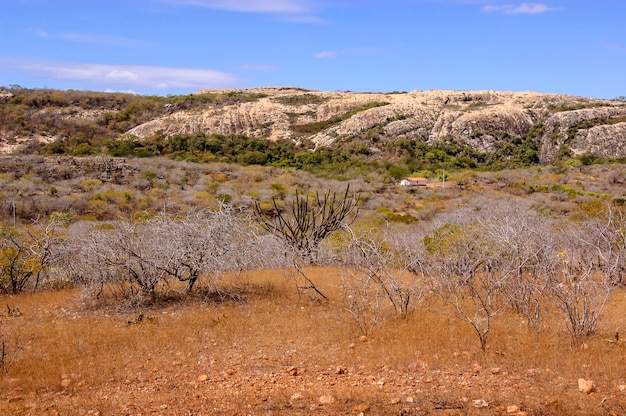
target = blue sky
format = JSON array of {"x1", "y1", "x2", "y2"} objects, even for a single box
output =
[{"x1": 1, "y1": 0, "x2": 624, "y2": 98}]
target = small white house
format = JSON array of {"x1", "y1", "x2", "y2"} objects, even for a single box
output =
[{"x1": 399, "y1": 177, "x2": 428, "y2": 186}]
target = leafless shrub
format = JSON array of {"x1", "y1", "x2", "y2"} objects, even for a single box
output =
[
  {"x1": 477, "y1": 203, "x2": 556, "y2": 327},
  {"x1": 335, "y1": 225, "x2": 428, "y2": 335},
  {"x1": 0, "y1": 327, "x2": 36, "y2": 375},
  {"x1": 422, "y1": 204, "x2": 517, "y2": 350},
  {"x1": 342, "y1": 226, "x2": 426, "y2": 316},
  {"x1": 572, "y1": 202, "x2": 626, "y2": 285},
  {"x1": 338, "y1": 271, "x2": 395, "y2": 336},
  {"x1": 0, "y1": 220, "x2": 63, "y2": 294},
  {"x1": 549, "y1": 230, "x2": 614, "y2": 342},
  {"x1": 74, "y1": 207, "x2": 257, "y2": 305}
]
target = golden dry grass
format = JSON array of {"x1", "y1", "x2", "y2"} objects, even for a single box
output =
[{"x1": 1, "y1": 268, "x2": 625, "y2": 415}]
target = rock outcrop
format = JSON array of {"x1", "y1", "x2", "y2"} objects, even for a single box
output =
[
  {"x1": 124, "y1": 88, "x2": 626, "y2": 161},
  {"x1": 3, "y1": 87, "x2": 626, "y2": 162},
  {"x1": 539, "y1": 107, "x2": 626, "y2": 161},
  {"x1": 570, "y1": 123, "x2": 626, "y2": 159}
]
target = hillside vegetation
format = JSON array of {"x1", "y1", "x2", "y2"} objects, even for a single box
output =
[
  {"x1": 1, "y1": 86, "x2": 626, "y2": 415},
  {"x1": 2, "y1": 86, "x2": 626, "y2": 176}
]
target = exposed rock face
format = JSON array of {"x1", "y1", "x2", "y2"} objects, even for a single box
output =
[
  {"x1": 0, "y1": 89, "x2": 14, "y2": 103},
  {"x1": 125, "y1": 88, "x2": 626, "y2": 161},
  {"x1": 429, "y1": 106, "x2": 537, "y2": 153},
  {"x1": 571, "y1": 123, "x2": 626, "y2": 158},
  {"x1": 4, "y1": 87, "x2": 625, "y2": 161},
  {"x1": 539, "y1": 107, "x2": 626, "y2": 161}
]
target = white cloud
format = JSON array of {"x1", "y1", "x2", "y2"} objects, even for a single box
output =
[
  {"x1": 482, "y1": 2, "x2": 556, "y2": 14},
  {"x1": 314, "y1": 51, "x2": 337, "y2": 59},
  {"x1": 158, "y1": 0, "x2": 314, "y2": 14},
  {"x1": 0, "y1": 58, "x2": 239, "y2": 91},
  {"x1": 105, "y1": 88, "x2": 139, "y2": 95},
  {"x1": 157, "y1": 0, "x2": 324, "y2": 24}
]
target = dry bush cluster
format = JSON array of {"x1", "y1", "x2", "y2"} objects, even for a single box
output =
[
  {"x1": 0, "y1": 160, "x2": 626, "y2": 408},
  {"x1": 1, "y1": 159, "x2": 626, "y2": 414},
  {"x1": 1, "y1": 271, "x2": 625, "y2": 415},
  {"x1": 2, "y1": 186, "x2": 624, "y2": 349}
]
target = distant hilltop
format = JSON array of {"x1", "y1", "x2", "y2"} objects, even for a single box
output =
[{"x1": 1, "y1": 86, "x2": 626, "y2": 161}]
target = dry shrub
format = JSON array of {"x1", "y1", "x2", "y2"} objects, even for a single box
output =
[{"x1": 0, "y1": 270, "x2": 625, "y2": 415}]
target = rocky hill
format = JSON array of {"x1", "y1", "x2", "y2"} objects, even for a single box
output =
[{"x1": 2, "y1": 87, "x2": 626, "y2": 162}]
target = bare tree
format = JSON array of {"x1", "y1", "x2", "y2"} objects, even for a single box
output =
[
  {"x1": 335, "y1": 225, "x2": 428, "y2": 335},
  {"x1": 424, "y1": 215, "x2": 509, "y2": 351},
  {"x1": 79, "y1": 220, "x2": 165, "y2": 301},
  {"x1": 478, "y1": 203, "x2": 555, "y2": 327},
  {"x1": 550, "y1": 233, "x2": 614, "y2": 342},
  {"x1": 145, "y1": 209, "x2": 254, "y2": 293},
  {"x1": 342, "y1": 226, "x2": 426, "y2": 316},
  {"x1": 75, "y1": 207, "x2": 256, "y2": 304},
  {"x1": 0, "y1": 221, "x2": 62, "y2": 294},
  {"x1": 572, "y1": 202, "x2": 626, "y2": 286}
]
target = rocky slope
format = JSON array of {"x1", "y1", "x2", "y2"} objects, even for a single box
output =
[
  {"x1": 3, "y1": 87, "x2": 626, "y2": 161},
  {"x1": 126, "y1": 88, "x2": 626, "y2": 162}
]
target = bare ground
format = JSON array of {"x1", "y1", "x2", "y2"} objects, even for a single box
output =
[{"x1": 1, "y1": 279, "x2": 625, "y2": 416}]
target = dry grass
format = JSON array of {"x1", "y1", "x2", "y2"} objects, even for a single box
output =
[{"x1": 1, "y1": 268, "x2": 626, "y2": 415}]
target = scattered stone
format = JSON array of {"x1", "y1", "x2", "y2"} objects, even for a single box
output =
[
  {"x1": 389, "y1": 397, "x2": 401, "y2": 404},
  {"x1": 352, "y1": 403, "x2": 370, "y2": 413},
  {"x1": 287, "y1": 366, "x2": 298, "y2": 376},
  {"x1": 60, "y1": 378, "x2": 72, "y2": 388},
  {"x1": 336, "y1": 366, "x2": 347, "y2": 375},
  {"x1": 225, "y1": 368, "x2": 236, "y2": 376},
  {"x1": 618, "y1": 384, "x2": 626, "y2": 393},
  {"x1": 290, "y1": 392, "x2": 304, "y2": 401},
  {"x1": 470, "y1": 364, "x2": 482, "y2": 374},
  {"x1": 319, "y1": 395, "x2": 335, "y2": 405},
  {"x1": 472, "y1": 399, "x2": 489, "y2": 408},
  {"x1": 358, "y1": 335, "x2": 368, "y2": 343},
  {"x1": 197, "y1": 374, "x2": 209, "y2": 382},
  {"x1": 490, "y1": 367, "x2": 502, "y2": 374},
  {"x1": 507, "y1": 404, "x2": 521, "y2": 413},
  {"x1": 525, "y1": 369, "x2": 539, "y2": 377},
  {"x1": 578, "y1": 378, "x2": 596, "y2": 394},
  {"x1": 405, "y1": 396, "x2": 414, "y2": 403}
]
